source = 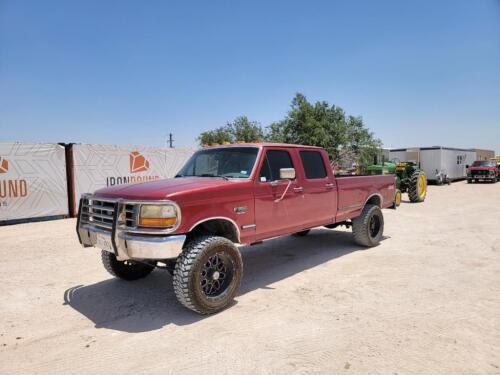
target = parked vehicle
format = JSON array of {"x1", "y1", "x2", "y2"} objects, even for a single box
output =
[
  {"x1": 466, "y1": 160, "x2": 499, "y2": 183},
  {"x1": 365, "y1": 160, "x2": 427, "y2": 205},
  {"x1": 76, "y1": 143, "x2": 395, "y2": 314}
]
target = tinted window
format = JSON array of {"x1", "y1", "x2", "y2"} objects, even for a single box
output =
[
  {"x1": 260, "y1": 150, "x2": 294, "y2": 182},
  {"x1": 300, "y1": 151, "x2": 327, "y2": 179}
]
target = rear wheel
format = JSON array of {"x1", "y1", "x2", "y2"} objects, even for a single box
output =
[
  {"x1": 408, "y1": 171, "x2": 427, "y2": 202},
  {"x1": 352, "y1": 204, "x2": 384, "y2": 247},
  {"x1": 101, "y1": 251, "x2": 155, "y2": 280},
  {"x1": 173, "y1": 236, "x2": 243, "y2": 315}
]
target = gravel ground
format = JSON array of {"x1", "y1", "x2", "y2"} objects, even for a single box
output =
[{"x1": 1, "y1": 180, "x2": 499, "y2": 375}]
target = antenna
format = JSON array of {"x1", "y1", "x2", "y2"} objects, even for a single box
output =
[{"x1": 167, "y1": 133, "x2": 174, "y2": 148}]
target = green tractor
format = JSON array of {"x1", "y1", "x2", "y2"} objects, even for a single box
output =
[{"x1": 365, "y1": 160, "x2": 427, "y2": 207}]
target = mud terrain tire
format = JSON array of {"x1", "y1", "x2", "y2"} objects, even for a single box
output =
[
  {"x1": 173, "y1": 236, "x2": 243, "y2": 315},
  {"x1": 101, "y1": 250, "x2": 155, "y2": 280},
  {"x1": 352, "y1": 204, "x2": 384, "y2": 247}
]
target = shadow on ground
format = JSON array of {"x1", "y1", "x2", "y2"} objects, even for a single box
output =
[{"x1": 64, "y1": 228, "x2": 381, "y2": 332}]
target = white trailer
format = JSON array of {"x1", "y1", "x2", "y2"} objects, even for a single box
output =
[{"x1": 388, "y1": 146, "x2": 477, "y2": 182}]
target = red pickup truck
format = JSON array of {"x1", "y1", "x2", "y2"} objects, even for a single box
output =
[
  {"x1": 77, "y1": 143, "x2": 395, "y2": 314},
  {"x1": 466, "y1": 160, "x2": 499, "y2": 183}
]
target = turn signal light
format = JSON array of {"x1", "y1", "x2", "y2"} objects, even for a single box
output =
[{"x1": 139, "y1": 217, "x2": 177, "y2": 227}]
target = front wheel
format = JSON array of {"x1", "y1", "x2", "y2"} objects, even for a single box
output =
[
  {"x1": 352, "y1": 204, "x2": 384, "y2": 247},
  {"x1": 101, "y1": 251, "x2": 155, "y2": 280},
  {"x1": 173, "y1": 236, "x2": 243, "y2": 315}
]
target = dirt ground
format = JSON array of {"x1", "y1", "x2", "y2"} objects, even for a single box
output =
[{"x1": 1, "y1": 180, "x2": 499, "y2": 375}]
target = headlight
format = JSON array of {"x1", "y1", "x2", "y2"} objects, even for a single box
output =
[{"x1": 139, "y1": 204, "x2": 178, "y2": 228}]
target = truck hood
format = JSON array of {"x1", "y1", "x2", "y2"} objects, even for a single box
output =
[{"x1": 93, "y1": 177, "x2": 234, "y2": 201}]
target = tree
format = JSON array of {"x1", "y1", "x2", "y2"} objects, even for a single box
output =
[
  {"x1": 196, "y1": 93, "x2": 381, "y2": 168},
  {"x1": 197, "y1": 116, "x2": 264, "y2": 146},
  {"x1": 198, "y1": 127, "x2": 232, "y2": 146},
  {"x1": 344, "y1": 115, "x2": 382, "y2": 167},
  {"x1": 265, "y1": 93, "x2": 381, "y2": 167},
  {"x1": 226, "y1": 116, "x2": 264, "y2": 143}
]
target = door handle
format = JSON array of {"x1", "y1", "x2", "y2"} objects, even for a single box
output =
[
  {"x1": 293, "y1": 186, "x2": 304, "y2": 193},
  {"x1": 325, "y1": 183, "x2": 334, "y2": 189}
]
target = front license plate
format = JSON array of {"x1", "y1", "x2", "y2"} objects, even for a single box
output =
[{"x1": 95, "y1": 232, "x2": 114, "y2": 252}]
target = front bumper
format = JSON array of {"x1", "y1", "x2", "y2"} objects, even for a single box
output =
[{"x1": 76, "y1": 196, "x2": 186, "y2": 261}]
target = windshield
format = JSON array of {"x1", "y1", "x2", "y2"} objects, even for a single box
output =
[
  {"x1": 472, "y1": 161, "x2": 495, "y2": 167},
  {"x1": 177, "y1": 147, "x2": 259, "y2": 179}
]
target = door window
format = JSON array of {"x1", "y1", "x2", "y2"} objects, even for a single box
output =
[
  {"x1": 259, "y1": 150, "x2": 294, "y2": 182},
  {"x1": 300, "y1": 151, "x2": 327, "y2": 179}
]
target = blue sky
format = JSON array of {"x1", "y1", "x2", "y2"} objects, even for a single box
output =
[{"x1": 1, "y1": 1, "x2": 499, "y2": 151}]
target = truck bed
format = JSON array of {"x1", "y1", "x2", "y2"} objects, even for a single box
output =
[{"x1": 335, "y1": 174, "x2": 396, "y2": 222}]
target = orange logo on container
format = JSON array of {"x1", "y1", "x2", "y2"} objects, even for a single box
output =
[
  {"x1": 129, "y1": 151, "x2": 150, "y2": 173},
  {"x1": 0, "y1": 157, "x2": 8, "y2": 174}
]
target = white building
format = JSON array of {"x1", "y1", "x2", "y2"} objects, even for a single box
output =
[{"x1": 386, "y1": 146, "x2": 487, "y2": 182}]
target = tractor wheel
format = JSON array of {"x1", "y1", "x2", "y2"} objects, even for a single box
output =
[
  {"x1": 408, "y1": 171, "x2": 427, "y2": 203},
  {"x1": 392, "y1": 189, "x2": 402, "y2": 208}
]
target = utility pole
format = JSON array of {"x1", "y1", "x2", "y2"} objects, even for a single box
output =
[{"x1": 167, "y1": 133, "x2": 174, "y2": 148}]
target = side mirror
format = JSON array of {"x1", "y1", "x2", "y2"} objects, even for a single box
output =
[
  {"x1": 279, "y1": 168, "x2": 295, "y2": 180},
  {"x1": 465, "y1": 165, "x2": 469, "y2": 169}
]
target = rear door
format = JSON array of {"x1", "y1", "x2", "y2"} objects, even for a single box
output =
[
  {"x1": 298, "y1": 149, "x2": 337, "y2": 227},
  {"x1": 253, "y1": 148, "x2": 309, "y2": 240}
]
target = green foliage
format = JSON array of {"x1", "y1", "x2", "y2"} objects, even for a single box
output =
[
  {"x1": 197, "y1": 116, "x2": 264, "y2": 145},
  {"x1": 344, "y1": 115, "x2": 382, "y2": 167},
  {"x1": 265, "y1": 93, "x2": 381, "y2": 166},
  {"x1": 198, "y1": 127, "x2": 232, "y2": 146},
  {"x1": 196, "y1": 93, "x2": 381, "y2": 167}
]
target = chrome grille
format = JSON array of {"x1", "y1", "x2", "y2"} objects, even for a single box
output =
[
  {"x1": 472, "y1": 170, "x2": 488, "y2": 176},
  {"x1": 78, "y1": 195, "x2": 183, "y2": 239},
  {"x1": 80, "y1": 196, "x2": 139, "y2": 232},
  {"x1": 80, "y1": 197, "x2": 116, "y2": 231},
  {"x1": 124, "y1": 203, "x2": 138, "y2": 228}
]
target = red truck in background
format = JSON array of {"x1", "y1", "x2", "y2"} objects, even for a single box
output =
[
  {"x1": 77, "y1": 143, "x2": 396, "y2": 314},
  {"x1": 466, "y1": 160, "x2": 499, "y2": 183}
]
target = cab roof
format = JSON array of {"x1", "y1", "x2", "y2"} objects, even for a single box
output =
[{"x1": 203, "y1": 142, "x2": 323, "y2": 149}]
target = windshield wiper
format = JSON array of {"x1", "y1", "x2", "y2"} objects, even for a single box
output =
[
  {"x1": 200, "y1": 173, "x2": 229, "y2": 180},
  {"x1": 176, "y1": 173, "x2": 229, "y2": 180}
]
